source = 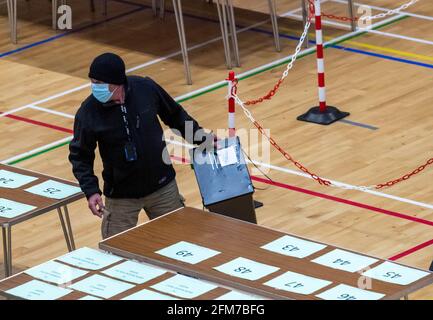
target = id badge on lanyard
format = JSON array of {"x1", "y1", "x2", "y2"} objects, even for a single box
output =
[{"x1": 121, "y1": 104, "x2": 138, "y2": 162}]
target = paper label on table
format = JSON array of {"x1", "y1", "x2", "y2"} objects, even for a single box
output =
[
  {"x1": 56, "y1": 247, "x2": 123, "y2": 270},
  {"x1": 213, "y1": 257, "x2": 280, "y2": 281},
  {"x1": 122, "y1": 289, "x2": 179, "y2": 300},
  {"x1": 264, "y1": 271, "x2": 332, "y2": 295},
  {"x1": 217, "y1": 146, "x2": 238, "y2": 167},
  {"x1": 68, "y1": 274, "x2": 135, "y2": 299},
  {"x1": 261, "y1": 235, "x2": 327, "y2": 258},
  {"x1": 0, "y1": 170, "x2": 38, "y2": 189},
  {"x1": 24, "y1": 179, "x2": 81, "y2": 199},
  {"x1": 25, "y1": 260, "x2": 88, "y2": 285},
  {"x1": 0, "y1": 198, "x2": 36, "y2": 219},
  {"x1": 312, "y1": 249, "x2": 378, "y2": 273},
  {"x1": 151, "y1": 274, "x2": 218, "y2": 299},
  {"x1": 102, "y1": 260, "x2": 167, "y2": 284},
  {"x1": 362, "y1": 261, "x2": 430, "y2": 285},
  {"x1": 155, "y1": 241, "x2": 221, "y2": 264},
  {"x1": 79, "y1": 295, "x2": 103, "y2": 300},
  {"x1": 316, "y1": 284, "x2": 385, "y2": 300},
  {"x1": 6, "y1": 280, "x2": 72, "y2": 300},
  {"x1": 215, "y1": 290, "x2": 265, "y2": 300}
]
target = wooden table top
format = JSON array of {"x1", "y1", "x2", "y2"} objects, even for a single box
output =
[
  {"x1": 0, "y1": 164, "x2": 84, "y2": 226},
  {"x1": 99, "y1": 207, "x2": 433, "y2": 300},
  {"x1": 0, "y1": 250, "x2": 258, "y2": 300}
]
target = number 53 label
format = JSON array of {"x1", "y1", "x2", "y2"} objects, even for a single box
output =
[
  {"x1": 214, "y1": 257, "x2": 280, "y2": 280},
  {"x1": 156, "y1": 241, "x2": 221, "y2": 264}
]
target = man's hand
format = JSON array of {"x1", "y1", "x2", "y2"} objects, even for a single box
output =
[{"x1": 88, "y1": 193, "x2": 105, "y2": 218}]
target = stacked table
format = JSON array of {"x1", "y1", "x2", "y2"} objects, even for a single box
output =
[
  {"x1": 0, "y1": 164, "x2": 83, "y2": 277},
  {"x1": 99, "y1": 207, "x2": 433, "y2": 300}
]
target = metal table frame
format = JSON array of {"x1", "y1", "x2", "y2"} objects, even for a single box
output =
[{"x1": 1, "y1": 204, "x2": 76, "y2": 278}]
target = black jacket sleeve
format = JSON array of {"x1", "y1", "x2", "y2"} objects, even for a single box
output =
[
  {"x1": 68, "y1": 109, "x2": 101, "y2": 199},
  {"x1": 150, "y1": 79, "x2": 212, "y2": 145}
]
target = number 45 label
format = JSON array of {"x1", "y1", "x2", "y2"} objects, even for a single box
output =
[
  {"x1": 362, "y1": 261, "x2": 430, "y2": 285},
  {"x1": 156, "y1": 241, "x2": 221, "y2": 264}
]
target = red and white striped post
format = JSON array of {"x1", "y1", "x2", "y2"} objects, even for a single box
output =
[
  {"x1": 227, "y1": 71, "x2": 236, "y2": 137},
  {"x1": 297, "y1": 0, "x2": 349, "y2": 125},
  {"x1": 314, "y1": 0, "x2": 327, "y2": 112}
]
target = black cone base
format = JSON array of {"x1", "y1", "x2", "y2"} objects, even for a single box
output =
[{"x1": 297, "y1": 106, "x2": 350, "y2": 125}]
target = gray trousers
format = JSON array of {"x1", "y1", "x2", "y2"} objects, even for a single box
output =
[{"x1": 101, "y1": 179, "x2": 184, "y2": 239}]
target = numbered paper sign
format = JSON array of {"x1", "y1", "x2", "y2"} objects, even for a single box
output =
[
  {"x1": 102, "y1": 260, "x2": 167, "y2": 284},
  {"x1": 215, "y1": 290, "x2": 265, "y2": 300},
  {"x1": 261, "y1": 235, "x2": 327, "y2": 259},
  {"x1": 122, "y1": 289, "x2": 179, "y2": 300},
  {"x1": 25, "y1": 260, "x2": 88, "y2": 285},
  {"x1": 213, "y1": 257, "x2": 280, "y2": 281},
  {"x1": 264, "y1": 271, "x2": 332, "y2": 295},
  {"x1": 25, "y1": 179, "x2": 81, "y2": 200},
  {"x1": 155, "y1": 241, "x2": 221, "y2": 264},
  {"x1": 216, "y1": 146, "x2": 238, "y2": 167},
  {"x1": 56, "y1": 247, "x2": 123, "y2": 270},
  {"x1": 312, "y1": 249, "x2": 378, "y2": 273},
  {"x1": 6, "y1": 280, "x2": 72, "y2": 300},
  {"x1": 362, "y1": 261, "x2": 430, "y2": 285},
  {"x1": 79, "y1": 295, "x2": 103, "y2": 300},
  {"x1": 0, "y1": 170, "x2": 37, "y2": 189},
  {"x1": 0, "y1": 198, "x2": 36, "y2": 219},
  {"x1": 68, "y1": 274, "x2": 135, "y2": 299},
  {"x1": 151, "y1": 274, "x2": 218, "y2": 299},
  {"x1": 316, "y1": 284, "x2": 385, "y2": 300}
]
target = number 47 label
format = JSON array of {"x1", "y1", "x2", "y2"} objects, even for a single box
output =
[{"x1": 265, "y1": 271, "x2": 332, "y2": 295}]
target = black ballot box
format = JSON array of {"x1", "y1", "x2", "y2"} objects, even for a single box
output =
[{"x1": 190, "y1": 136, "x2": 257, "y2": 223}]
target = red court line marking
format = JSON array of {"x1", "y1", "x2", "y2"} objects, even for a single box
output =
[
  {"x1": 0, "y1": 112, "x2": 74, "y2": 134},
  {"x1": 389, "y1": 239, "x2": 433, "y2": 261}
]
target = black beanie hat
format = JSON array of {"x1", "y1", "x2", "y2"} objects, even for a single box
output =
[{"x1": 88, "y1": 53, "x2": 127, "y2": 85}]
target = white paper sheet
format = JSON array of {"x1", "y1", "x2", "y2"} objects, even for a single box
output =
[
  {"x1": 68, "y1": 274, "x2": 135, "y2": 299},
  {"x1": 151, "y1": 274, "x2": 218, "y2": 299},
  {"x1": 102, "y1": 260, "x2": 167, "y2": 284},
  {"x1": 312, "y1": 249, "x2": 378, "y2": 273},
  {"x1": 79, "y1": 295, "x2": 103, "y2": 300},
  {"x1": 213, "y1": 257, "x2": 280, "y2": 281},
  {"x1": 0, "y1": 170, "x2": 38, "y2": 189},
  {"x1": 122, "y1": 289, "x2": 179, "y2": 300},
  {"x1": 6, "y1": 280, "x2": 72, "y2": 300},
  {"x1": 316, "y1": 284, "x2": 385, "y2": 300},
  {"x1": 215, "y1": 291, "x2": 265, "y2": 300},
  {"x1": 155, "y1": 241, "x2": 221, "y2": 264},
  {"x1": 264, "y1": 271, "x2": 332, "y2": 295},
  {"x1": 0, "y1": 198, "x2": 36, "y2": 219},
  {"x1": 362, "y1": 261, "x2": 430, "y2": 285},
  {"x1": 261, "y1": 235, "x2": 327, "y2": 258},
  {"x1": 217, "y1": 146, "x2": 238, "y2": 167},
  {"x1": 25, "y1": 260, "x2": 88, "y2": 285},
  {"x1": 25, "y1": 179, "x2": 81, "y2": 199},
  {"x1": 56, "y1": 247, "x2": 123, "y2": 270}
]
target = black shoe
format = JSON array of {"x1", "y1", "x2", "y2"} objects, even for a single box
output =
[{"x1": 430, "y1": 261, "x2": 433, "y2": 272}]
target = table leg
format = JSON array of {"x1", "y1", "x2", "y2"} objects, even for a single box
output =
[
  {"x1": 2, "y1": 226, "x2": 12, "y2": 278},
  {"x1": 172, "y1": 0, "x2": 192, "y2": 85},
  {"x1": 152, "y1": 0, "x2": 157, "y2": 16},
  {"x1": 7, "y1": 0, "x2": 17, "y2": 44},
  {"x1": 215, "y1": 0, "x2": 232, "y2": 69},
  {"x1": 301, "y1": 0, "x2": 309, "y2": 48},
  {"x1": 268, "y1": 0, "x2": 280, "y2": 52},
  {"x1": 226, "y1": 0, "x2": 240, "y2": 67},
  {"x1": 52, "y1": 0, "x2": 57, "y2": 30},
  {"x1": 57, "y1": 208, "x2": 72, "y2": 252},
  {"x1": 348, "y1": 0, "x2": 356, "y2": 31},
  {"x1": 404, "y1": 295, "x2": 409, "y2": 300},
  {"x1": 159, "y1": 0, "x2": 165, "y2": 19},
  {"x1": 63, "y1": 206, "x2": 76, "y2": 250}
]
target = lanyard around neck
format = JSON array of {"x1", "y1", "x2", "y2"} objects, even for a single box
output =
[{"x1": 120, "y1": 104, "x2": 133, "y2": 142}]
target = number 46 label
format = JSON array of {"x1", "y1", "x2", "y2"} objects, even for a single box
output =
[{"x1": 156, "y1": 241, "x2": 221, "y2": 264}]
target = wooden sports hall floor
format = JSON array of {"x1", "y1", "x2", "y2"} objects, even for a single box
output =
[{"x1": 1, "y1": 0, "x2": 433, "y2": 299}]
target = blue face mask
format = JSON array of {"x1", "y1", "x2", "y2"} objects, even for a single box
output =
[{"x1": 91, "y1": 83, "x2": 113, "y2": 103}]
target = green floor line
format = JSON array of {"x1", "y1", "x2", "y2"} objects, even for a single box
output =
[{"x1": 5, "y1": 15, "x2": 407, "y2": 165}]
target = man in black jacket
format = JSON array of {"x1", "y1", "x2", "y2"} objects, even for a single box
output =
[{"x1": 69, "y1": 53, "x2": 212, "y2": 239}]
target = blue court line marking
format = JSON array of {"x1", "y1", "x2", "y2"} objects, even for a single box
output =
[
  {"x1": 339, "y1": 119, "x2": 379, "y2": 130},
  {"x1": 0, "y1": 5, "x2": 145, "y2": 58}
]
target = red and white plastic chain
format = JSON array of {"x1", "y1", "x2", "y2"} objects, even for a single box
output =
[{"x1": 244, "y1": 0, "x2": 316, "y2": 106}]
